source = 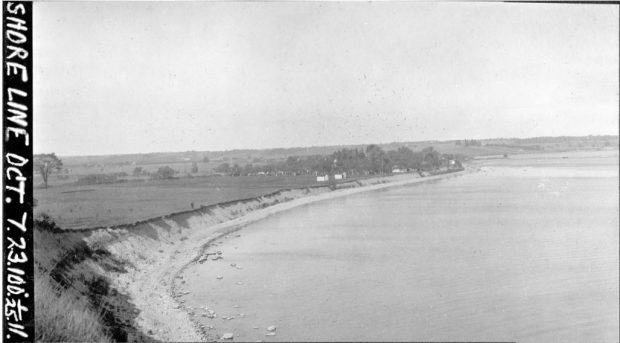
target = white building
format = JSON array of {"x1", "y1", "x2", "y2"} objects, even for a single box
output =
[{"x1": 316, "y1": 175, "x2": 329, "y2": 182}]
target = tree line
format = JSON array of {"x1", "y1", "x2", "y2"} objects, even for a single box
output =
[
  {"x1": 215, "y1": 145, "x2": 464, "y2": 176},
  {"x1": 35, "y1": 145, "x2": 465, "y2": 188}
]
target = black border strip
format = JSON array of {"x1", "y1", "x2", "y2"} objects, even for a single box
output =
[{"x1": 3, "y1": 1, "x2": 34, "y2": 342}]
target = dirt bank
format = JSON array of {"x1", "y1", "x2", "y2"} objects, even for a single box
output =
[{"x1": 35, "y1": 170, "x2": 467, "y2": 342}]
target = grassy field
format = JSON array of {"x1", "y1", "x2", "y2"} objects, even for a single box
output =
[{"x1": 34, "y1": 175, "x2": 319, "y2": 229}]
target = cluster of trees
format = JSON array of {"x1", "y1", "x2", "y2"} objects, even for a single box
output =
[
  {"x1": 324, "y1": 145, "x2": 462, "y2": 174},
  {"x1": 152, "y1": 166, "x2": 176, "y2": 180},
  {"x1": 132, "y1": 167, "x2": 148, "y2": 176},
  {"x1": 455, "y1": 139, "x2": 482, "y2": 147},
  {"x1": 132, "y1": 166, "x2": 179, "y2": 179},
  {"x1": 214, "y1": 145, "x2": 464, "y2": 176}
]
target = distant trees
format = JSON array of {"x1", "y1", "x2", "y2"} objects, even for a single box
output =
[
  {"x1": 387, "y1": 146, "x2": 418, "y2": 169},
  {"x1": 230, "y1": 164, "x2": 242, "y2": 176},
  {"x1": 152, "y1": 166, "x2": 176, "y2": 180},
  {"x1": 214, "y1": 163, "x2": 230, "y2": 174},
  {"x1": 191, "y1": 162, "x2": 198, "y2": 173},
  {"x1": 422, "y1": 147, "x2": 440, "y2": 168},
  {"x1": 34, "y1": 153, "x2": 63, "y2": 189},
  {"x1": 243, "y1": 164, "x2": 254, "y2": 175},
  {"x1": 331, "y1": 148, "x2": 367, "y2": 173},
  {"x1": 458, "y1": 139, "x2": 482, "y2": 147},
  {"x1": 210, "y1": 144, "x2": 463, "y2": 177},
  {"x1": 214, "y1": 162, "x2": 246, "y2": 176},
  {"x1": 365, "y1": 145, "x2": 389, "y2": 174}
]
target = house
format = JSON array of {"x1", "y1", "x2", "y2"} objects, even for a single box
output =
[
  {"x1": 392, "y1": 165, "x2": 405, "y2": 173},
  {"x1": 334, "y1": 174, "x2": 343, "y2": 180}
]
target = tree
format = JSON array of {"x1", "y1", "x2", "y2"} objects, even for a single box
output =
[
  {"x1": 421, "y1": 147, "x2": 440, "y2": 169},
  {"x1": 153, "y1": 166, "x2": 176, "y2": 179},
  {"x1": 230, "y1": 164, "x2": 241, "y2": 176},
  {"x1": 214, "y1": 163, "x2": 230, "y2": 174},
  {"x1": 191, "y1": 162, "x2": 198, "y2": 173},
  {"x1": 365, "y1": 145, "x2": 388, "y2": 174},
  {"x1": 34, "y1": 153, "x2": 63, "y2": 189}
]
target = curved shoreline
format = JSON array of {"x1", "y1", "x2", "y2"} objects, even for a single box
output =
[
  {"x1": 35, "y1": 169, "x2": 472, "y2": 342},
  {"x1": 155, "y1": 169, "x2": 473, "y2": 341}
]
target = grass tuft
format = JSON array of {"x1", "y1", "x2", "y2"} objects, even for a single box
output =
[{"x1": 35, "y1": 274, "x2": 112, "y2": 343}]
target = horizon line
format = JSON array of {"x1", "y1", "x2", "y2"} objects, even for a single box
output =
[{"x1": 38, "y1": 133, "x2": 619, "y2": 159}]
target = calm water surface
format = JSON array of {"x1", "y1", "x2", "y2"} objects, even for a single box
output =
[{"x1": 181, "y1": 151, "x2": 619, "y2": 342}]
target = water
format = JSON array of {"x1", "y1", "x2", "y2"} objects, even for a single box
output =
[{"x1": 180, "y1": 151, "x2": 619, "y2": 342}]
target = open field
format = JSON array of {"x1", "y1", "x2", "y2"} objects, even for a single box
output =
[{"x1": 34, "y1": 175, "x2": 322, "y2": 229}]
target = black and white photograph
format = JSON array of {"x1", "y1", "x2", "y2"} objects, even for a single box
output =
[{"x1": 2, "y1": 1, "x2": 619, "y2": 342}]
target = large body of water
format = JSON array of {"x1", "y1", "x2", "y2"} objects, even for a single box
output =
[{"x1": 180, "y1": 151, "x2": 619, "y2": 342}]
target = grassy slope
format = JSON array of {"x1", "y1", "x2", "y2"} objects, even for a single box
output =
[
  {"x1": 35, "y1": 226, "x2": 114, "y2": 342},
  {"x1": 35, "y1": 222, "x2": 165, "y2": 343},
  {"x1": 35, "y1": 274, "x2": 112, "y2": 343}
]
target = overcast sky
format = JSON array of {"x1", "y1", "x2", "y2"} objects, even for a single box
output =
[{"x1": 34, "y1": 2, "x2": 619, "y2": 156}]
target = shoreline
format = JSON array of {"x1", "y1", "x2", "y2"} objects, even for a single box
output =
[
  {"x1": 158, "y1": 169, "x2": 472, "y2": 341},
  {"x1": 35, "y1": 168, "x2": 472, "y2": 342}
]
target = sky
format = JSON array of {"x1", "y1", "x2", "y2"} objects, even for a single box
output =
[{"x1": 33, "y1": 2, "x2": 619, "y2": 156}]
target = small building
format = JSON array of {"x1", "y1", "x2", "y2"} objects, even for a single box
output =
[
  {"x1": 392, "y1": 166, "x2": 405, "y2": 173},
  {"x1": 316, "y1": 175, "x2": 329, "y2": 182},
  {"x1": 334, "y1": 174, "x2": 343, "y2": 180}
]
